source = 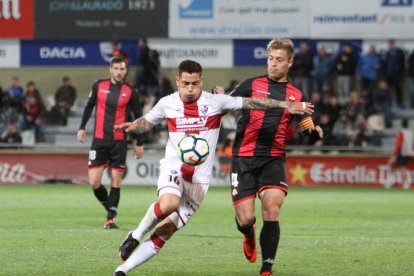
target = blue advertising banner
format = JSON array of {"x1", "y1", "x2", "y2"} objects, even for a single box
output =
[
  {"x1": 233, "y1": 39, "x2": 269, "y2": 67},
  {"x1": 233, "y1": 39, "x2": 362, "y2": 67},
  {"x1": 20, "y1": 40, "x2": 140, "y2": 66}
]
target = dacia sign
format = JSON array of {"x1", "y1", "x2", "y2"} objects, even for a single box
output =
[
  {"x1": 21, "y1": 41, "x2": 93, "y2": 65},
  {"x1": 20, "y1": 40, "x2": 140, "y2": 66},
  {"x1": 39, "y1": 47, "x2": 86, "y2": 59}
]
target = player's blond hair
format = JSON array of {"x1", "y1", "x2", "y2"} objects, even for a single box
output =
[{"x1": 267, "y1": 37, "x2": 294, "y2": 60}]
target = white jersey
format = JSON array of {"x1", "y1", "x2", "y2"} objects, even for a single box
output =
[{"x1": 145, "y1": 91, "x2": 243, "y2": 184}]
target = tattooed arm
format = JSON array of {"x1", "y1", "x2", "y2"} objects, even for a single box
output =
[
  {"x1": 242, "y1": 97, "x2": 314, "y2": 115},
  {"x1": 114, "y1": 116, "x2": 154, "y2": 134}
]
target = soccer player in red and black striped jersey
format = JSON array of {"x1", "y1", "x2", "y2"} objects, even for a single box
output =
[
  {"x1": 77, "y1": 57, "x2": 144, "y2": 229},
  {"x1": 230, "y1": 38, "x2": 323, "y2": 276}
]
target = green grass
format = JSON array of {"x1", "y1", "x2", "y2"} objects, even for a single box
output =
[{"x1": 1, "y1": 184, "x2": 413, "y2": 275}]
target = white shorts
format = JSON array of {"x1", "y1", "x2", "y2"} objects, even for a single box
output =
[{"x1": 157, "y1": 162, "x2": 209, "y2": 229}]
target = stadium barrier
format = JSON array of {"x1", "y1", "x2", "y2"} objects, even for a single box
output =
[{"x1": 0, "y1": 151, "x2": 412, "y2": 189}]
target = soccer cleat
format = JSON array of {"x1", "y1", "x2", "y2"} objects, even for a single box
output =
[
  {"x1": 260, "y1": 271, "x2": 272, "y2": 276},
  {"x1": 243, "y1": 225, "x2": 257, "y2": 263},
  {"x1": 104, "y1": 218, "x2": 118, "y2": 229},
  {"x1": 119, "y1": 231, "x2": 139, "y2": 261},
  {"x1": 113, "y1": 271, "x2": 126, "y2": 276}
]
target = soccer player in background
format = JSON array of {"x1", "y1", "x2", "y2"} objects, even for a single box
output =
[
  {"x1": 77, "y1": 57, "x2": 144, "y2": 229},
  {"x1": 229, "y1": 38, "x2": 323, "y2": 276},
  {"x1": 388, "y1": 118, "x2": 414, "y2": 189},
  {"x1": 112, "y1": 59, "x2": 314, "y2": 275}
]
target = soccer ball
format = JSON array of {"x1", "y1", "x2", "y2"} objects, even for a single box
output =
[{"x1": 177, "y1": 134, "x2": 210, "y2": 166}]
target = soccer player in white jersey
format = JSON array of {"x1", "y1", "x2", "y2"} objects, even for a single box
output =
[{"x1": 112, "y1": 60, "x2": 314, "y2": 275}]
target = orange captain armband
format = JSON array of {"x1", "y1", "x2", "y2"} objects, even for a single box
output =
[{"x1": 299, "y1": 116, "x2": 314, "y2": 132}]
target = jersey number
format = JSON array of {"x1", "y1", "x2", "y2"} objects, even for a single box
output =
[
  {"x1": 169, "y1": 174, "x2": 180, "y2": 185},
  {"x1": 89, "y1": 150, "x2": 96, "y2": 161}
]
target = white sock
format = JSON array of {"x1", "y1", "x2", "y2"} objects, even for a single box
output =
[
  {"x1": 132, "y1": 202, "x2": 164, "y2": 242},
  {"x1": 116, "y1": 233, "x2": 165, "y2": 273}
]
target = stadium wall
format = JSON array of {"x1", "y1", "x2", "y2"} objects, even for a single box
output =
[{"x1": 0, "y1": 151, "x2": 412, "y2": 189}]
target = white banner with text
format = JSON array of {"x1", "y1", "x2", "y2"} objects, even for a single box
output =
[
  {"x1": 0, "y1": 40, "x2": 20, "y2": 68},
  {"x1": 169, "y1": 0, "x2": 309, "y2": 39},
  {"x1": 148, "y1": 38, "x2": 233, "y2": 68}
]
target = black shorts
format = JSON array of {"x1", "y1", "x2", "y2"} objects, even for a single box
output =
[
  {"x1": 395, "y1": 155, "x2": 412, "y2": 167},
  {"x1": 231, "y1": 156, "x2": 288, "y2": 204},
  {"x1": 89, "y1": 139, "x2": 127, "y2": 171}
]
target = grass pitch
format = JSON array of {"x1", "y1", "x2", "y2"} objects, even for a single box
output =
[{"x1": 1, "y1": 184, "x2": 413, "y2": 275}]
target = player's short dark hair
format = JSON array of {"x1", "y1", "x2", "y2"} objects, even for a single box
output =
[
  {"x1": 178, "y1": 60, "x2": 202, "y2": 76},
  {"x1": 110, "y1": 56, "x2": 127, "y2": 67}
]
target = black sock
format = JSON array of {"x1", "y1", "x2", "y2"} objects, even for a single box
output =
[
  {"x1": 260, "y1": 221, "x2": 280, "y2": 273},
  {"x1": 107, "y1": 187, "x2": 120, "y2": 219},
  {"x1": 236, "y1": 216, "x2": 256, "y2": 237},
  {"x1": 93, "y1": 185, "x2": 108, "y2": 211}
]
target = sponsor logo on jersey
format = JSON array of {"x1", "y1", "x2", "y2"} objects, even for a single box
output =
[
  {"x1": 121, "y1": 92, "x2": 127, "y2": 97},
  {"x1": 288, "y1": 95, "x2": 296, "y2": 101},
  {"x1": 176, "y1": 117, "x2": 208, "y2": 129},
  {"x1": 99, "y1": 89, "x2": 110, "y2": 94},
  {"x1": 199, "y1": 105, "x2": 208, "y2": 114},
  {"x1": 256, "y1": 89, "x2": 270, "y2": 95}
]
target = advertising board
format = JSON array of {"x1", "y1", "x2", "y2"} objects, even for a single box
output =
[
  {"x1": 0, "y1": 0, "x2": 34, "y2": 38},
  {"x1": 35, "y1": 0, "x2": 168, "y2": 39}
]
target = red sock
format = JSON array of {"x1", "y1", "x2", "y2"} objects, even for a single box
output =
[
  {"x1": 154, "y1": 202, "x2": 167, "y2": 219},
  {"x1": 151, "y1": 233, "x2": 165, "y2": 251}
]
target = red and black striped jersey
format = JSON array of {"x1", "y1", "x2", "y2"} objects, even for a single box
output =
[
  {"x1": 79, "y1": 79, "x2": 142, "y2": 142},
  {"x1": 231, "y1": 75, "x2": 311, "y2": 157}
]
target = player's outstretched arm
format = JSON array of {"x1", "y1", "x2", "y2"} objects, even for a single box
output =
[
  {"x1": 242, "y1": 97, "x2": 314, "y2": 114},
  {"x1": 114, "y1": 117, "x2": 154, "y2": 134}
]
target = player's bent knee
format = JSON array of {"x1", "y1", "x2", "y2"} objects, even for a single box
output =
[
  {"x1": 90, "y1": 182, "x2": 101, "y2": 190},
  {"x1": 262, "y1": 209, "x2": 280, "y2": 221},
  {"x1": 159, "y1": 194, "x2": 181, "y2": 215},
  {"x1": 236, "y1": 215, "x2": 256, "y2": 228}
]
